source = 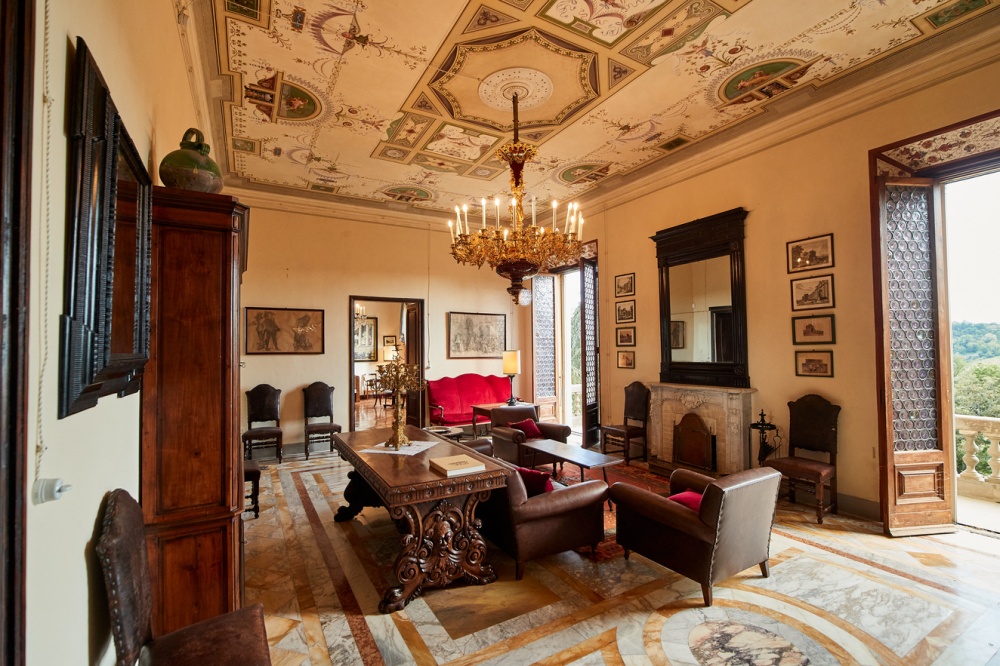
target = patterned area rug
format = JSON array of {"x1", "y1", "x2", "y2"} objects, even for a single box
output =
[{"x1": 244, "y1": 454, "x2": 1000, "y2": 665}]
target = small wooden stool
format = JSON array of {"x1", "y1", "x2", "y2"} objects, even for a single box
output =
[{"x1": 244, "y1": 460, "x2": 261, "y2": 518}]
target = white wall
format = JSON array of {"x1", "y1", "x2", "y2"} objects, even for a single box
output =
[
  {"x1": 237, "y1": 204, "x2": 531, "y2": 441},
  {"x1": 25, "y1": 0, "x2": 201, "y2": 663},
  {"x1": 595, "y1": 59, "x2": 1000, "y2": 514}
]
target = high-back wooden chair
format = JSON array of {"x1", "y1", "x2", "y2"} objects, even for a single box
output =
[
  {"x1": 600, "y1": 381, "x2": 650, "y2": 465},
  {"x1": 764, "y1": 393, "x2": 841, "y2": 523},
  {"x1": 96, "y1": 489, "x2": 271, "y2": 665},
  {"x1": 242, "y1": 384, "x2": 282, "y2": 462},
  {"x1": 302, "y1": 381, "x2": 342, "y2": 459}
]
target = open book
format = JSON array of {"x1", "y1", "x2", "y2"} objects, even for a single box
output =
[{"x1": 429, "y1": 454, "x2": 486, "y2": 477}]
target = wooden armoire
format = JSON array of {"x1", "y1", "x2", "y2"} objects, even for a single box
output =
[{"x1": 140, "y1": 186, "x2": 248, "y2": 635}]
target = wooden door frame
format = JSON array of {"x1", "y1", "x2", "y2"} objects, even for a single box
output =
[
  {"x1": 347, "y1": 296, "x2": 424, "y2": 432},
  {"x1": 0, "y1": 0, "x2": 33, "y2": 661}
]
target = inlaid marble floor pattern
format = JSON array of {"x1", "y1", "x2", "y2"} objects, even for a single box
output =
[{"x1": 243, "y1": 454, "x2": 1000, "y2": 665}]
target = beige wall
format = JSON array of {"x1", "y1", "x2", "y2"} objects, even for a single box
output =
[
  {"x1": 595, "y1": 60, "x2": 1000, "y2": 514},
  {"x1": 25, "y1": 0, "x2": 199, "y2": 663},
  {"x1": 237, "y1": 205, "x2": 531, "y2": 442}
]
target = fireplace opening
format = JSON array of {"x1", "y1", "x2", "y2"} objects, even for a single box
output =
[{"x1": 673, "y1": 412, "x2": 716, "y2": 471}]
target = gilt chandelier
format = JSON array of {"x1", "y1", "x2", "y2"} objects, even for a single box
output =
[{"x1": 447, "y1": 93, "x2": 583, "y2": 305}]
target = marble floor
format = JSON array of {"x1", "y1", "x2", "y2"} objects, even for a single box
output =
[{"x1": 243, "y1": 453, "x2": 1000, "y2": 665}]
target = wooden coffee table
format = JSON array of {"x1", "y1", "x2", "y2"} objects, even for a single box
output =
[
  {"x1": 332, "y1": 426, "x2": 507, "y2": 613},
  {"x1": 469, "y1": 401, "x2": 535, "y2": 437},
  {"x1": 519, "y1": 438, "x2": 623, "y2": 489}
]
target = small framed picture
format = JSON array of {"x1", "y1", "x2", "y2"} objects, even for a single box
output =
[
  {"x1": 614, "y1": 273, "x2": 635, "y2": 297},
  {"x1": 790, "y1": 274, "x2": 835, "y2": 311},
  {"x1": 616, "y1": 326, "x2": 636, "y2": 347},
  {"x1": 617, "y1": 350, "x2": 635, "y2": 369},
  {"x1": 670, "y1": 321, "x2": 685, "y2": 349},
  {"x1": 787, "y1": 233, "x2": 834, "y2": 273},
  {"x1": 615, "y1": 300, "x2": 636, "y2": 324},
  {"x1": 383, "y1": 335, "x2": 396, "y2": 346},
  {"x1": 791, "y1": 314, "x2": 836, "y2": 345},
  {"x1": 795, "y1": 350, "x2": 834, "y2": 378}
]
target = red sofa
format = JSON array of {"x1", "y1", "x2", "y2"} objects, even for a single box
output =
[{"x1": 426, "y1": 374, "x2": 512, "y2": 426}]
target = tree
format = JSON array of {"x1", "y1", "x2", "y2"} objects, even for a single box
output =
[{"x1": 952, "y1": 361, "x2": 1000, "y2": 475}]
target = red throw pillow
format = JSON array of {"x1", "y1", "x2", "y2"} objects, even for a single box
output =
[
  {"x1": 508, "y1": 418, "x2": 543, "y2": 440},
  {"x1": 515, "y1": 467, "x2": 554, "y2": 497},
  {"x1": 667, "y1": 490, "x2": 703, "y2": 512}
]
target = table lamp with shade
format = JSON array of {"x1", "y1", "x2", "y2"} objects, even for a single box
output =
[{"x1": 503, "y1": 350, "x2": 521, "y2": 406}]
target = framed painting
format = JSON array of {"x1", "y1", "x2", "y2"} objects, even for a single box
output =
[
  {"x1": 383, "y1": 335, "x2": 396, "y2": 346},
  {"x1": 245, "y1": 307, "x2": 324, "y2": 354},
  {"x1": 787, "y1": 233, "x2": 834, "y2": 273},
  {"x1": 614, "y1": 273, "x2": 635, "y2": 297},
  {"x1": 795, "y1": 350, "x2": 834, "y2": 378},
  {"x1": 790, "y1": 274, "x2": 835, "y2": 311},
  {"x1": 615, "y1": 300, "x2": 636, "y2": 324},
  {"x1": 670, "y1": 321, "x2": 685, "y2": 349},
  {"x1": 617, "y1": 350, "x2": 635, "y2": 369},
  {"x1": 353, "y1": 317, "x2": 378, "y2": 361},
  {"x1": 447, "y1": 312, "x2": 505, "y2": 358},
  {"x1": 616, "y1": 326, "x2": 636, "y2": 347},
  {"x1": 792, "y1": 314, "x2": 836, "y2": 345}
]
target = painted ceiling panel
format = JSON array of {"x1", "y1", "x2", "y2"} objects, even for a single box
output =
[{"x1": 201, "y1": 0, "x2": 998, "y2": 217}]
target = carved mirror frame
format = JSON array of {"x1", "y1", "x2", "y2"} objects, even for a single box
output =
[
  {"x1": 651, "y1": 207, "x2": 749, "y2": 388},
  {"x1": 59, "y1": 37, "x2": 152, "y2": 418}
]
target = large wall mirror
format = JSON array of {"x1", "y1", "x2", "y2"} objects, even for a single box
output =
[
  {"x1": 59, "y1": 37, "x2": 152, "y2": 418},
  {"x1": 651, "y1": 207, "x2": 749, "y2": 388}
]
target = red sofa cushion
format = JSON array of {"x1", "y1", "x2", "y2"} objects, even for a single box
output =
[
  {"x1": 508, "y1": 418, "x2": 542, "y2": 440},
  {"x1": 515, "y1": 467, "x2": 553, "y2": 497},
  {"x1": 667, "y1": 490, "x2": 703, "y2": 512}
]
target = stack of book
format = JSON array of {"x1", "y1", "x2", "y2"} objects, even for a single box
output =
[{"x1": 429, "y1": 454, "x2": 486, "y2": 477}]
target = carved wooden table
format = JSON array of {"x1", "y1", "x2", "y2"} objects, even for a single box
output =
[
  {"x1": 470, "y1": 401, "x2": 537, "y2": 437},
  {"x1": 332, "y1": 426, "x2": 507, "y2": 613}
]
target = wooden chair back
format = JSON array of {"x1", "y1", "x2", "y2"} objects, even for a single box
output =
[
  {"x1": 787, "y1": 393, "x2": 840, "y2": 457},
  {"x1": 303, "y1": 381, "x2": 334, "y2": 420},
  {"x1": 246, "y1": 383, "x2": 280, "y2": 426}
]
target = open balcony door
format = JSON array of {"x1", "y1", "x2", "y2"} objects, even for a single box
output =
[
  {"x1": 581, "y1": 256, "x2": 600, "y2": 447},
  {"x1": 874, "y1": 177, "x2": 955, "y2": 536}
]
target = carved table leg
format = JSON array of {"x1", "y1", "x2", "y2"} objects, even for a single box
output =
[
  {"x1": 334, "y1": 470, "x2": 384, "y2": 522},
  {"x1": 379, "y1": 490, "x2": 494, "y2": 613}
]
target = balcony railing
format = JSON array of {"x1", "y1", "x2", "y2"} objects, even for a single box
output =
[{"x1": 956, "y1": 414, "x2": 1000, "y2": 502}]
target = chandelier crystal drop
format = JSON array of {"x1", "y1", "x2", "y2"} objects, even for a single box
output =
[{"x1": 447, "y1": 93, "x2": 583, "y2": 305}]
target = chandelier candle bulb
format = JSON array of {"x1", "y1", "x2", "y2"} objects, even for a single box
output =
[
  {"x1": 448, "y1": 220, "x2": 454, "y2": 242},
  {"x1": 495, "y1": 197, "x2": 500, "y2": 228},
  {"x1": 462, "y1": 204, "x2": 469, "y2": 232},
  {"x1": 481, "y1": 199, "x2": 486, "y2": 229},
  {"x1": 578, "y1": 216, "x2": 584, "y2": 240},
  {"x1": 531, "y1": 197, "x2": 536, "y2": 226},
  {"x1": 552, "y1": 200, "x2": 557, "y2": 230}
]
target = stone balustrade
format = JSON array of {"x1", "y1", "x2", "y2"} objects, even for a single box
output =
[{"x1": 955, "y1": 414, "x2": 1000, "y2": 502}]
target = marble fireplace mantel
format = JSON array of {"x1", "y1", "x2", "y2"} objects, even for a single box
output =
[{"x1": 647, "y1": 383, "x2": 756, "y2": 476}]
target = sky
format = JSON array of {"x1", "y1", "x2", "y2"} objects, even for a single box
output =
[{"x1": 944, "y1": 171, "x2": 1000, "y2": 325}]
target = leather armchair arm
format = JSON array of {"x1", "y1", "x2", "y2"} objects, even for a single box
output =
[
  {"x1": 511, "y1": 480, "x2": 607, "y2": 523},
  {"x1": 464, "y1": 438, "x2": 494, "y2": 456},
  {"x1": 669, "y1": 469, "x2": 714, "y2": 495},
  {"x1": 537, "y1": 422, "x2": 571, "y2": 442},
  {"x1": 491, "y1": 426, "x2": 526, "y2": 444},
  {"x1": 609, "y1": 482, "x2": 714, "y2": 544}
]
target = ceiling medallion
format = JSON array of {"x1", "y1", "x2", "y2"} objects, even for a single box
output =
[
  {"x1": 446, "y1": 94, "x2": 583, "y2": 305},
  {"x1": 478, "y1": 68, "x2": 553, "y2": 110}
]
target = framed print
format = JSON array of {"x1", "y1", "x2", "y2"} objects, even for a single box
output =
[
  {"x1": 792, "y1": 314, "x2": 836, "y2": 345},
  {"x1": 447, "y1": 312, "x2": 505, "y2": 358},
  {"x1": 383, "y1": 335, "x2": 396, "y2": 346},
  {"x1": 790, "y1": 273, "x2": 835, "y2": 311},
  {"x1": 670, "y1": 321, "x2": 685, "y2": 349},
  {"x1": 615, "y1": 300, "x2": 636, "y2": 324},
  {"x1": 795, "y1": 350, "x2": 834, "y2": 377},
  {"x1": 246, "y1": 307, "x2": 325, "y2": 354},
  {"x1": 617, "y1": 350, "x2": 635, "y2": 369},
  {"x1": 616, "y1": 326, "x2": 636, "y2": 347},
  {"x1": 787, "y1": 233, "x2": 834, "y2": 273},
  {"x1": 353, "y1": 317, "x2": 378, "y2": 361},
  {"x1": 614, "y1": 273, "x2": 635, "y2": 297}
]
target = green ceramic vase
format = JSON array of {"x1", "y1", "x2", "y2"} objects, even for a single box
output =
[{"x1": 158, "y1": 128, "x2": 223, "y2": 193}]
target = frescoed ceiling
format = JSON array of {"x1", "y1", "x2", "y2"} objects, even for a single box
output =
[{"x1": 192, "y1": 0, "x2": 998, "y2": 218}]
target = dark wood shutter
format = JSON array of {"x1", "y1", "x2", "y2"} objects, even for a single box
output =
[{"x1": 581, "y1": 257, "x2": 600, "y2": 446}]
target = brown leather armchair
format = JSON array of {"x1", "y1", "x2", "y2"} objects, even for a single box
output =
[
  {"x1": 609, "y1": 467, "x2": 782, "y2": 606},
  {"x1": 96, "y1": 489, "x2": 271, "y2": 665},
  {"x1": 473, "y1": 452, "x2": 608, "y2": 580},
  {"x1": 489, "y1": 405, "x2": 571, "y2": 466}
]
